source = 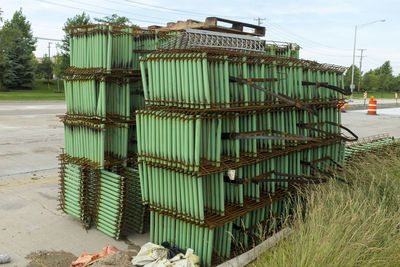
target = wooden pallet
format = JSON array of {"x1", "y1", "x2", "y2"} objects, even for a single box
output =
[{"x1": 150, "y1": 17, "x2": 265, "y2": 37}]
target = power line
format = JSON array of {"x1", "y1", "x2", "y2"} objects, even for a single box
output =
[
  {"x1": 33, "y1": 0, "x2": 112, "y2": 16},
  {"x1": 254, "y1": 17, "x2": 266, "y2": 26},
  {"x1": 266, "y1": 26, "x2": 352, "y2": 58},
  {"x1": 363, "y1": 58, "x2": 381, "y2": 67},
  {"x1": 122, "y1": 0, "x2": 209, "y2": 17},
  {"x1": 266, "y1": 21, "x2": 352, "y2": 52},
  {"x1": 65, "y1": 0, "x2": 172, "y2": 23},
  {"x1": 32, "y1": 0, "x2": 161, "y2": 24},
  {"x1": 301, "y1": 47, "x2": 352, "y2": 58},
  {"x1": 36, "y1": 37, "x2": 62, "y2": 42},
  {"x1": 117, "y1": 0, "x2": 254, "y2": 20}
]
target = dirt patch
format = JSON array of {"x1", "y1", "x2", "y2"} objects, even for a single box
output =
[
  {"x1": 26, "y1": 250, "x2": 77, "y2": 267},
  {"x1": 89, "y1": 251, "x2": 134, "y2": 267},
  {"x1": 123, "y1": 239, "x2": 141, "y2": 254}
]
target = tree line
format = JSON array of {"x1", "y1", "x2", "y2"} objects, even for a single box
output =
[
  {"x1": 0, "y1": 9, "x2": 131, "y2": 90},
  {"x1": 1, "y1": 8, "x2": 399, "y2": 93},
  {"x1": 343, "y1": 61, "x2": 400, "y2": 93}
]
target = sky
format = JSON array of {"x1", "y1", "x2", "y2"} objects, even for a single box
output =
[{"x1": 1, "y1": 0, "x2": 399, "y2": 75}]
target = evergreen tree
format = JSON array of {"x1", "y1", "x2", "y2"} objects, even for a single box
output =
[
  {"x1": 0, "y1": 9, "x2": 3, "y2": 75},
  {"x1": 0, "y1": 9, "x2": 36, "y2": 89}
]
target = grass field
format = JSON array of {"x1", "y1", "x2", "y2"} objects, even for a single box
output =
[
  {"x1": 0, "y1": 79, "x2": 65, "y2": 101},
  {"x1": 252, "y1": 145, "x2": 400, "y2": 267},
  {"x1": 348, "y1": 90, "x2": 397, "y2": 99}
]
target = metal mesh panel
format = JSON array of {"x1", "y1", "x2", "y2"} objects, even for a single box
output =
[{"x1": 160, "y1": 29, "x2": 265, "y2": 53}]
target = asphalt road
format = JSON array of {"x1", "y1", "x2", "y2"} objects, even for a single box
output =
[
  {"x1": 0, "y1": 101, "x2": 399, "y2": 266},
  {"x1": 0, "y1": 101, "x2": 147, "y2": 266},
  {"x1": 342, "y1": 107, "x2": 400, "y2": 138},
  {"x1": 0, "y1": 101, "x2": 65, "y2": 177}
]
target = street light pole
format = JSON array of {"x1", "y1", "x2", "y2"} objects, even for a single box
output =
[
  {"x1": 358, "y1": 49, "x2": 366, "y2": 92},
  {"x1": 350, "y1": 26, "x2": 357, "y2": 99},
  {"x1": 350, "y1": 19, "x2": 385, "y2": 99}
]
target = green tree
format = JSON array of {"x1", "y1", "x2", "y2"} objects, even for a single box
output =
[
  {"x1": 94, "y1": 14, "x2": 131, "y2": 26},
  {"x1": 53, "y1": 52, "x2": 64, "y2": 78},
  {"x1": 343, "y1": 65, "x2": 360, "y2": 90},
  {"x1": 35, "y1": 54, "x2": 53, "y2": 80},
  {"x1": 0, "y1": 9, "x2": 36, "y2": 89},
  {"x1": 389, "y1": 74, "x2": 400, "y2": 93},
  {"x1": 59, "y1": 12, "x2": 91, "y2": 75},
  {"x1": 361, "y1": 70, "x2": 379, "y2": 91},
  {"x1": 375, "y1": 61, "x2": 393, "y2": 91}
]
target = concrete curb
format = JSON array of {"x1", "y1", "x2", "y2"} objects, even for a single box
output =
[
  {"x1": 347, "y1": 103, "x2": 400, "y2": 111},
  {"x1": 216, "y1": 228, "x2": 293, "y2": 267}
]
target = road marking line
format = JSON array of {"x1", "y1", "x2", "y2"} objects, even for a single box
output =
[
  {"x1": 0, "y1": 174, "x2": 58, "y2": 186},
  {"x1": 0, "y1": 178, "x2": 60, "y2": 192}
]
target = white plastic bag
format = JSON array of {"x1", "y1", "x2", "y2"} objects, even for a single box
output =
[
  {"x1": 131, "y1": 242, "x2": 168, "y2": 266},
  {"x1": 132, "y1": 243, "x2": 199, "y2": 267}
]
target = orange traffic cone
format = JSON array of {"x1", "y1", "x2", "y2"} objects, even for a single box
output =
[
  {"x1": 337, "y1": 96, "x2": 345, "y2": 112},
  {"x1": 367, "y1": 96, "x2": 377, "y2": 115}
]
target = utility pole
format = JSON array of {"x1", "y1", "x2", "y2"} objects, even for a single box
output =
[
  {"x1": 254, "y1": 17, "x2": 266, "y2": 26},
  {"x1": 48, "y1": 42, "x2": 51, "y2": 60},
  {"x1": 357, "y1": 49, "x2": 366, "y2": 93},
  {"x1": 350, "y1": 19, "x2": 385, "y2": 99},
  {"x1": 350, "y1": 25, "x2": 357, "y2": 98},
  {"x1": 48, "y1": 42, "x2": 52, "y2": 89},
  {"x1": 55, "y1": 45, "x2": 60, "y2": 93}
]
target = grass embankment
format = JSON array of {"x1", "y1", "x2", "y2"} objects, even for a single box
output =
[
  {"x1": 349, "y1": 91, "x2": 396, "y2": 99},
  {"x1": 0, "y1": 79, "x2": 65, "y2": 101},
  {"x1": 252, "y1": 146, "x2": 400, "y2": 267}
]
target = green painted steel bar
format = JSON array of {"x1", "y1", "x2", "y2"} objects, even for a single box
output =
[{"x1": 61, "y1": 27, "x2": 346, "y2": 265}]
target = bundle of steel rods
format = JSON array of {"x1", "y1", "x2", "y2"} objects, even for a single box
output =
[
  {"x1": 60, "y1": 20, "x2": 355, "y2": 265},
  {"x1": 139, "y1": 49, "x2": 344, "y2": 109},
  {"x1": 264, "y1": 41, "x2": 300, "y2": 58},
  {"x1": 59, "y1": 25, "x2": 154, "y2": 239},
  {"x1": 345, "y1": 134, "x2": 399, "y2": 161},
  {"x1": 137, "y1": 47, "x2": 349, "y2": 266}
]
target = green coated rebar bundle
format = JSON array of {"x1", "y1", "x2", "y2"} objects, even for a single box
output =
[
  {"x1": 94, "y1": 169, "x2": 126, "y2": 238},
  {"x1": 123, "y1": 167, "x2": 148, "y2": 233},
  {"x1": 60, "y1": 20, "x2": 356, "y2": 264},
  {"x1": 93, "y1": 168, "x2": 146, "y2": 239},
  {"x1": 59, "y1": 24, "x2": 156, "y2": 239},
  {"x1": 264, "y1": 41, "x2": 300, "y2": 58},
  {"x1": 137, "y1": 47, "x2": 351, "y2": 266},
  {"x1": 68, "y1": 24, "x2": 178, "y2": 70},
  {"x1": 59, "y1": 155, "x2": 100, "y2": 228},
  {"x1": 139, "y1": 49, "x2": 344, "y2": 109},
  {"x1": 345, "y1": 134, "x2": 399, "y2": 161}
]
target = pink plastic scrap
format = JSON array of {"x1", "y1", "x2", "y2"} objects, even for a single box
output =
[{"x1": 70, "y1": 245, "x2": 119, "y2": 267}]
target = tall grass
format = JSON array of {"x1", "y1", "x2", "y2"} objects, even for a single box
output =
[{"x1": 253, "y1": 145, "x2": 400, "y2": 267}]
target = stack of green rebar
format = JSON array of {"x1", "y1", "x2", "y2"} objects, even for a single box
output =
[
  {"x1": 137, "y1": 48, "x2": 349, "y2": 266},
  {"x1": 265, "y1": 41, "x2": 300, "y2": 58},
  {"x1": 345, "y1": 134, "x2": 399, "y2": 161},
  {"x1": 60, "y1": 163, "x2": 93, "y2": 228},
  {"x1": 59, "y1": 24, "x2": 160, "y2": 239},
  {"x1": 60, "y1": 20, "x2": 353, "y2": 264}
]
